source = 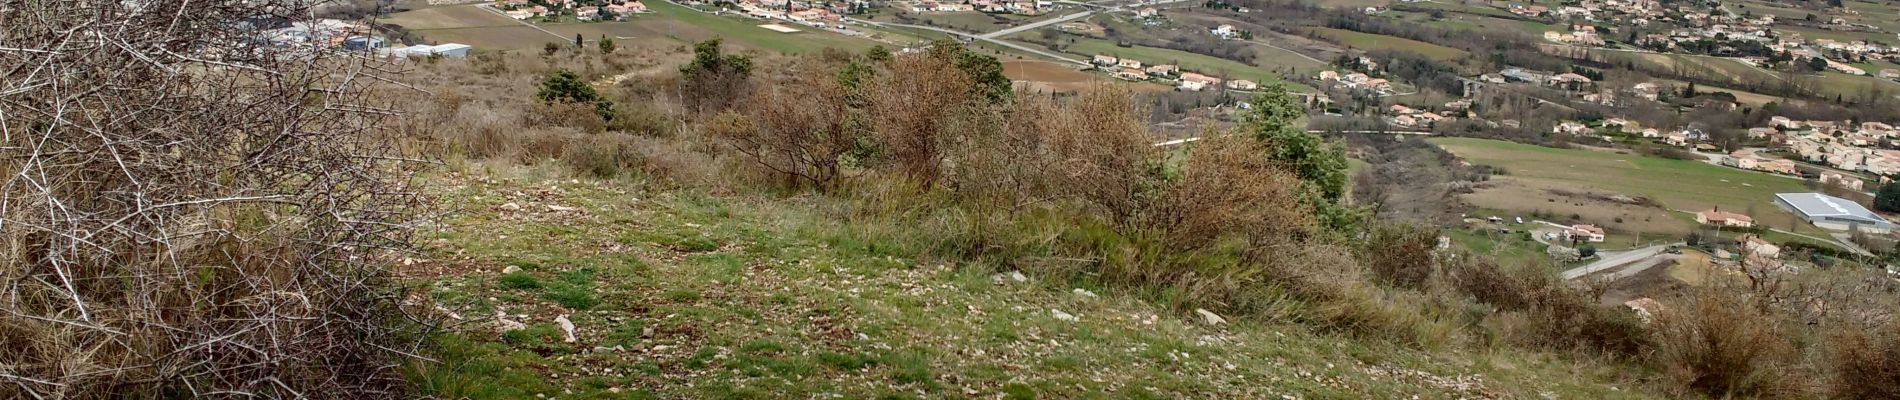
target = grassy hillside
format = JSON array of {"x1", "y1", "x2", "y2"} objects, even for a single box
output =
[{"x1": 408, "y1": 165, "x2": 1656, "y2": 399}]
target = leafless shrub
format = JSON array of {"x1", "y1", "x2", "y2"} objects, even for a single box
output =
[
  {"x1": 2, "y1": 1, "x2": 428, "y2": 397},
  {"x1": 705, "y1": 58, "x2": 856, "y2": 190},
  {"x1": 867, "y1": 51, "x2": 979, "y2": 189},
  {"x1": 1362, "y1": 224, "x2": 1441, "y2": 288},
  {"x1": 1651, "y1": 287, "x2": 1802, "y2": 398},
  {"x1": 949, "y1": 85, "x2": 1155, "y2": 222},
  {"x1": 1823, "y1": 318, "x2": 1900, "y2": 399},
  {"x1": 1148, "y1": 135, "x2": 1315, "y2": 253}
]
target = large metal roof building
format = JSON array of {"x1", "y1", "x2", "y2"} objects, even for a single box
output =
[{"x1": 1773, "y1": 192, "x2": 1894, "y2": 233}]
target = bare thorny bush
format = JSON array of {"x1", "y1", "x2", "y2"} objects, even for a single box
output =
[{"x1": 2, "y1": 1, "x2": 428, "y2": 397}]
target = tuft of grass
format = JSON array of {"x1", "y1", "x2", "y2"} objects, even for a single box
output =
[
  {"x1": 542, "y1": 285, "x2": 598, "y2": 310},
  {"x1": 497, "y1": 273, "x2": 541, "y2": 290},
  {"x1": 816, "y1": 351, "x2": 878, "y2": 371}
]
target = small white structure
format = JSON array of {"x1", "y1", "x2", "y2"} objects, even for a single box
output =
[{"x1": 389, "y1": 43, "x2": 472, "y2": 59}]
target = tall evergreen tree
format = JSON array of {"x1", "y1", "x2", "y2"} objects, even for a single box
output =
[
  {"x1": 1238, "y1": 84, "x2": 1364, "y2": 233},
  {"x1": 1874, "y1": 182, "x2": 1900, "y2": 213}
]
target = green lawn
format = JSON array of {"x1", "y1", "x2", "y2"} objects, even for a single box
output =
[
  {"x1": 1430, "y1": 138, "x2": 1835, "y2": 237},
  {"x1": 1309, "y1": 27, "x2": 1466, "y2": 61},
  {"x1": 1445, "y1": 227, "x2": 1555, "y2": 269},
  {"x1": 1058, "y1": 38, "x2": 1312, "y2": 91}
]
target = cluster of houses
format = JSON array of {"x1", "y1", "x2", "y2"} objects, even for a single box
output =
[
  {"x1": 1384, "y1": 103, "x2": 1460, "y2": 128},
  {"x1": 1315, "y1": 70, "x2": 1394, "y2": 93},
  {"x1": 1476, "y1": 67, "x2": 1595, "y2": 91},
  {"x1": 1543, "y1": 24, "x2": 1607, "y2": 46},
  {"x1": 1777, "y1": 118, "x2": 1900, "y2": 176},
  {"x1": 906, "y1": 0, "x2": 1051, "y2": 15},
  {"x1": 729, "y1": 0, "x2": 850, "y2": 28},
  {"x1": 256, "y1": 18, "x2": 369, "y2": 48},
  {"x1": 1504, "y1": 0, "x2": 1898, "y2": 72},
  {"x1": 498, "y1": 0, "x2": 649, "y2": 21},
  {"x1": 1091, "y1": 55, "x2": 1258, "y2": 91}
]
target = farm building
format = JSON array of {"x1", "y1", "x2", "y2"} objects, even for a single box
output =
[{"x1": 1773, "y1": 192, "x2": 1894, "y2": 233}]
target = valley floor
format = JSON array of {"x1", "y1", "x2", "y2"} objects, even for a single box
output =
[{"x1": 405, "y1": 164, "x2": 1662, "y2": 399}]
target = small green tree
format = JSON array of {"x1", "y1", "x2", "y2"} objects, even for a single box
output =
[
  {"x1": 599, "y1": 36, "x2": 615, "y2": 53},
  {"x1": 1875, "y1": 182, "x2": 1900, "y2": 213},
  {"x1": 543, "y1": 41, "x2": 561, "y2": 56},
  {"x1": 1239, "y1": 83, "x2": 1363, "y2": 233},
  {"x1": 538, "y1": 69, "x2": 615, "y2": 121},
  {"x1": 680, "y1": 39, "x2": 753, "y2": 113},
  {"x1": 925, "y1": 40, "x2": 1010, "y2": 104},
  {"x1": 866, "y1": 45, "x2": 892, "y2": 62}
]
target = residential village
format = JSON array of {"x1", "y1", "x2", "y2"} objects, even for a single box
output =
[
  {"x1": 1089, "y1": 54, "x2": 1264, "y2": 92},
  {"x1": 1512, "y1": 0, "x2": 1900, "y2": 79},
  {"x1": 496, "y1": 0, "x2": 652, "y2": 21}
]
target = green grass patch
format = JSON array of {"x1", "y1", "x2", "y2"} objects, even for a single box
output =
[{"x1": 497, "y1": 273, "x2": 541, "y2": 290}]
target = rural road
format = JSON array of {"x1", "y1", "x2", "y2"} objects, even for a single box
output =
[
  {"x1": 1153, "y1": 130, "x2": 1432, "y2": 147},
  {"x1": 847, "y1": 18, "x2": 1089, "y2": 65},
  {"x1": 1561, "y1": 243, "x2": 1676, "y2": 280},
  {"x1": 980, "y1": 10, "x2": 1095, "y2": 39}
]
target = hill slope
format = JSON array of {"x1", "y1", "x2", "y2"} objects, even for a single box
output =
[{"x1": 405, "y1": 165, "x2": 1659, "y2": 399}]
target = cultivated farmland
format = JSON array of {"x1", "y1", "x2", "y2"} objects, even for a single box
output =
[{"x1": 1308, "y1": 27, "x2": 1466, "y2": 61}]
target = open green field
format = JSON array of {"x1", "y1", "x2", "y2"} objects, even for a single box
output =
[
  {"x1": 1813, "y1": 71, "x2": 1900, "y2": 99},
  {"x1": 1056, "y1": 38, "x2": 1314, "y2": 91},
  {"x1": 1390, "y1": 11, "x2": 1558, "y2": 36},
  {"x1": 1429, "y1": 138, "x2": 1837, "y2": 238},
  {"x1": 1776, "y1": 25, "x2": 1895, "y2": 46},
  {"x1": 383, "y1": 2, "x2": 881, "y2": 53},
  {"x1": 1309, "y1": 27, "x2": 1466, "y2": 61},
  {"x1": 1403, "y1": 1, "x2": 1521, "y2": 19}
]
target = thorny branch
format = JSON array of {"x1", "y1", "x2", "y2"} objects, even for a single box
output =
[{"x1": 2, "y1": 0, "x2": 435, "y2": 398}]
